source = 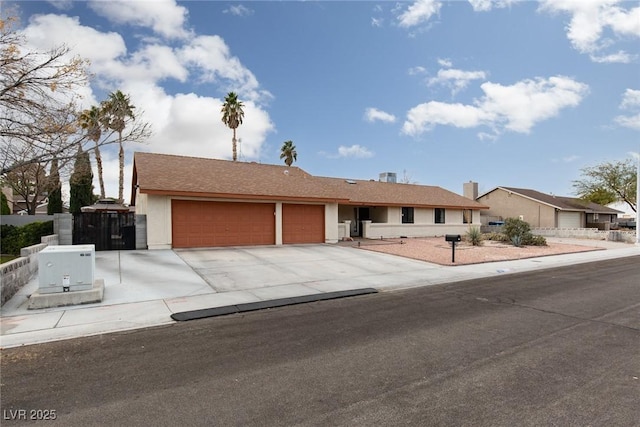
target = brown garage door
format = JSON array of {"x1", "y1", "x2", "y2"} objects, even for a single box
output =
[
  {"x1": 282, "y1": 204, "x2": 325, "y2": 244},
  {"x1": 172, "y1": 200, "x2": 275, "y2": 248}
]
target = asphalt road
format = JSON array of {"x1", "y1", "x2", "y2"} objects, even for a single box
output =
[{"x1": 1, "y1": 256, "x2": 639, "y2": 427}]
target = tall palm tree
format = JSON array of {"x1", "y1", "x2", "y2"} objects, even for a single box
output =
[
  {"x1": 79, "y1": 106, "x2": 106, "y2": 198},
  {"x1": 280, "y1": 140, "x2": 297, "y2": 167},
  {"x1": 101, "y1": 90, "x2": 135, "y2": 203},
  {"x1": 221, "y1": 92, "x2": 244, "y2": 161}
]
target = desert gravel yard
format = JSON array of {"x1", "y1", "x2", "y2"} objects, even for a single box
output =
[{"x1": 356, "y1": 237, "x2": 602, "y2": 266}]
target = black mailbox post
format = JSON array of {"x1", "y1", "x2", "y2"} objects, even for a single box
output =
[{"x1": 445, "y1": 234, "x2": 461, "y2": 263}]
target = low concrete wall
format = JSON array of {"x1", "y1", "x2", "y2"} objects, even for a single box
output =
[
  {"x1": 481, "y1": 225, "x2": 636, "y2": 244},
  {"x1": 1, "y1": 234, "x2": 58, "y2": 306},
  {"x1": 531, "y1": 227, "x2": 635, "y2": 242},
  {"x1": 363, "y1": 221, "x2": 472, "y2": 239}
]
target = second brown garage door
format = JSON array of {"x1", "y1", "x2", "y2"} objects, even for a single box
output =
[
  {"x1": 282, "y1": 204, "x2": 325, "y2": 244},
  {"x1": 172, "y1": 200, "x2": 275, "y2": 248}
]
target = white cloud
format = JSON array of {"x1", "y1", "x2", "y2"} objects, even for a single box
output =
[
  {"x1": 371, "y1": 17, "x2": 383, "y2": 27},
  {"x1": 614, "y1": 113, "x2": 640, "y2": 130},
  {"x1": 539, "y1": 0, "x2": 640, "y2": 63},
  {"x1": 428, "y1": 67, "x2": 487, "y2": 95},
  {"x1": 403, "y1": 102, "x2": 489, "y2": 135},
  {"x1": 21, "y1": 6, "x2": 275, "y2": 204},
  {"x1": 620, "y1": 89, "x2": 640, "y2": 109},
  {"x1": 178, "y1": 35, "x2": 269, "y2": 103},
  {"x1": 408, "y1": 66, "x2": 427, "y2": 75},
  {"x1": 223, "y1": 5, "x2": 254, "y2": 17},
  {"x1": 402, "y1": 75, "x2": 589, "y2": 137},
  {"x1": 437, "y1": 58, "x2": 452, "y2": 68},
  {"x1": 589, "y1": 50, "x2": 634, "y2": 63},
  {"x1": 364, "y1": 108, "x2": 397, "y2": 123},
  {"x1": 614, "y1": 88, "x2": 640, "y2": 130},
  {"x1": 397, "y1": 0, "x2": 441, "y2": 28},
  {"x1": 338, "y1": 145, "x2": 375, "y2": 159},
  {"x1": 468, "y1": 0, "x2": 517, "y2": 12},
  {"x1": 89, "y1": 0, "x2": 190, "y2": 39}
]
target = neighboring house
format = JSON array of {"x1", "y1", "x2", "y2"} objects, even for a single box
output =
[
  {"x1": 607, "y1": 201, "x2": 635, "y2": 219},
  {"x1": 130, "y1": 152, "x2": 488, "y2": 249},
  {"x1": 476, "y1": 187, "x2": 623, "y2": 228},
  {"x1": 13, "y1": 196, "x2": 49, "y2": 215}
]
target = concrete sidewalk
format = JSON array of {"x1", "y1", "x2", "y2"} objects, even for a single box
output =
[{"x1": 1, "y1": 239, "x2": 638, "y2": 348}]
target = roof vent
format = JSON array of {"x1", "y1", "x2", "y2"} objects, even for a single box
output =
[{"x1": 379, "y1": 172, "x2": 397, "y2": 183}]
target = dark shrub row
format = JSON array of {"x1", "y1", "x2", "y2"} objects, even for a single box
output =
[{"x1": 1, "y1": 221, "x2": 54, "y2": 255}]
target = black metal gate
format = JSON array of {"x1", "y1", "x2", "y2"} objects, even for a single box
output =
[{"x1": 73, "y1": 212, "x2": 136, "y2": 251}]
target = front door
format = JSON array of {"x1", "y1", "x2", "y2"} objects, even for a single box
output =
[{"x1": 357, "y1": 207, "x2": 371, "y2": 237}]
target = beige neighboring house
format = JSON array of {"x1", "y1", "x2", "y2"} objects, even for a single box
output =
[
  {"x1": 130, "y1": 152, "x2": 488, "y2": 250},
  {"x1": 477, "y1": 186, "x2": 623, "y2": 228}
]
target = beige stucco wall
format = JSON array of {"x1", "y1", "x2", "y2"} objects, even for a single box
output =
[
  {"x1": 478, "y1": 189, "x2": 556, "y2": 227},
  {"x1": 325, "y1": 203, "x2": 339, "y2": 243},
  {"x1": 144, "y1": 194, "x2": 172, "y2": 250}
]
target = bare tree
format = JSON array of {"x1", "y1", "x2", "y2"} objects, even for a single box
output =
[
  {"x1": 1, "y1": 11, "x2": 92, "y2": 175},
  {"x1": 4, "y1": 161, "x2": 48, "y2": 215}
]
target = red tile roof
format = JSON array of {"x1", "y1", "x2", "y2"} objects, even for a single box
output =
[{"x1": 131, "y1": 152, "x2": 488, "y2": 210}]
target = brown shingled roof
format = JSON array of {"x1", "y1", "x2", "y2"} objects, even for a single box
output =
[
  {"x1": 499, "y1": 187, "x2": 623, "y2": 214},
  {"x1": 131, "y1": 152, "x2": 488, "y2": 210},
  {"x1": 316, "y1": 176, "x2": 487, "y2": 209}
]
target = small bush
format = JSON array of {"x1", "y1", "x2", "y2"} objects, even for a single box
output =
[
  {"x1": 483, "y1": 232, "x2": 509, "y2": 242},
  {"x1": 523, "y1": 234, "x2": 547, "y2": 246},
  {"x1": 504, "y1": 218, "x2": 531, "y2": 240},
  {"x1": 466, "y1": 227, "x2": 483, "y2": 246}
]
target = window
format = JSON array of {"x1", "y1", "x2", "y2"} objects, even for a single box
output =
[
  {"x1": 402, "y1": 207, "x2": 414, "y2": 224},
  {"x1": 463, "y1": 209, "x2": 472, "y2": 224},
  {"x1": 435, "y1": 208, "x2": 445, "y2": 224}
]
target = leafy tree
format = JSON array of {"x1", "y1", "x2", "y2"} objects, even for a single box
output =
[
  {"x1": 79, "y1": 106, "x2": 106, "y2": 198},
  {"x1": 69, "y1": 148, "x2": 94, "y2": 214},
  {"x1": 279, "y1": 140, "x2": 297, "y2": 167},
  {"x1": 1, "y1": 9, "x2": 90, "y2": 175},
  {"x1": 1, "y1": 191, "x2": 10, "y2": 215},
  {"x1": 46, "y1": 157, "x2": 63, "y2": 214},
  {"x1": 100, "y1": 90, "x2": 136, "y2": 203},
  {"x1": 573, "y1": 159, "x2": 637, "y2": 213},
  {"x1": 221, "y1": 92, "x2": 245, "y2": 161},
  {"x1": 4, "y1": 162, "x2": 47, "y2": 215}
]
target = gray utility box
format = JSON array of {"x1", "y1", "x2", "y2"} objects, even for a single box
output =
[{"x1": 38, "y1": 245, "x2": 95, "y2": 294}]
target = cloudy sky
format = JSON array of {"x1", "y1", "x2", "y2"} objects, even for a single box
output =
[{"x1": 7, "y1": 0, "x2": 640, "y2": 203}]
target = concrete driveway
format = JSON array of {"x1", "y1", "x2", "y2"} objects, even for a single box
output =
[{"x1": 174, "y1": 244, "x2": 441, "y2": 294}]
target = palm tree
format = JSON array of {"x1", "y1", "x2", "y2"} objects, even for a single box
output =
[
  {"x1": 79, "y1": 106, "x2": 106, "y2": 198},
  {"x1": 220, "y1": 92, "x2": 244, "y2": 161},
  {"x1": 280, "y1": 140, "x2": 297, "y2": 167},
  {"x1": 101, "y1": 90, "x2": 135, "y2": 203}
]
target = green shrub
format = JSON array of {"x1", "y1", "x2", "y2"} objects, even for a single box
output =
[
  {"x1": 0, "y1": 221, "x2": 53, "y2": 255},
  {"x1": 523, "y1": 234, "x2": 547, "y2": 246},
  {"x1": 503, "y1": 218, "x2": 531, "y2": 240},
  {"x1": 466, "y1": 226, "x2": 483, "y2": 246}
]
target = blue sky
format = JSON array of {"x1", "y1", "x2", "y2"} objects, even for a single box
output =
[{"x1": 6, "y1": 0, "x2": 640, "y2": 202}]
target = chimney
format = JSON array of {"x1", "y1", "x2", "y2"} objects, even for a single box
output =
[
  {"x1": 379, "y1": 172, "x2": 397, "y2": 183},
  {"x1": 464, "y1": 181, "x2": 478, "y2": 200}
]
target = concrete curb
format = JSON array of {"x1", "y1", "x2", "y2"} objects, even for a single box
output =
[{"x1": 170, "y1": 288, "x2": 378, "y2": 321}]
